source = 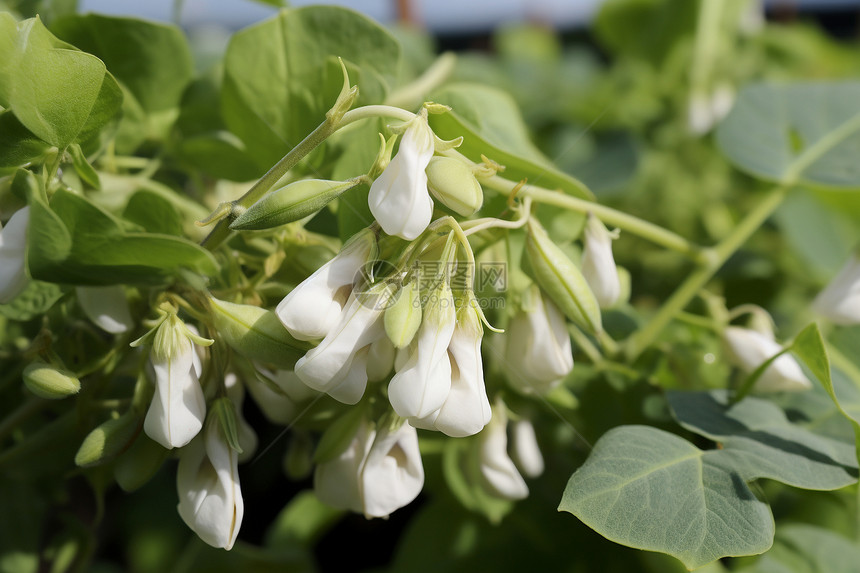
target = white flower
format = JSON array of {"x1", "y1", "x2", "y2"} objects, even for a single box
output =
[
  {"x1": 76, "y1": 286, "x2": 134, "y2": 334},
  {"x1": 388, "y1": 283, "x2": 456, "y2": 419},
  {"x1": 276, "y1": 230, "x2": 375, "y2": 341},
  {"x1": 293, "y1": 287, "x2": 388, "y2": 404},
  {"x1": 581, "y1": 214, "x2": 621, "y2": 308},
  {"x1": 411, "y1": 304, "x2": 491, "y2": 437},
  {"x1": 506, "y1": 288, "x2": 574, "y2": 394},
  {"x1": 368, "y1": 115, "x2": 435, "y2": 240},
  {"x1": 723, "y1": 326, "x2": 811, "y2": 392},
  {"x1": 812, "y1": 254, "x2": 860, "y2": 325},
  {"x1": 0, "y1": 206, "x2": 30, "y2": 303},
  {"x1": 511, "y1": 419, "x2": 544, "y2": 479},
  {"x1": 479, "y1": 404, "x2": 528, "y2": 500},
  {"x1": 245, "y1": 368, "x2": 318, "y2": 425},
  {"x1": 314, "y1": 417, "x2": 424, "y2": 518},
  {"x1": 360, "y1": 420, "x2": 424, "y2": 518},
  {"x1": 176, "y1": 417, "x2": 244, "y2": 550},
  {"x1": 144, "y1": 316, "x2": 208, "y2": 449},
  {"x1": 224, "y1": 374, "x2": 258, "y2": 463}
]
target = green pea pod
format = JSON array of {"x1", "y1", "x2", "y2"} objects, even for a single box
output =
[
  {"x1": 74, "y1": 411, "x2": 141, "y2": 468},
  {"x1": 209, "y1": 296, "x2": 310, "y2": 369},
  {"x1": 526, "y1": 218, "x2": 602, "y2": 334},
  {"x1": 230, "y1": 178, "x2": 360, "y2": 230}
]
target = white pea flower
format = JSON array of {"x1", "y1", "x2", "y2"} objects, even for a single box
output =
[
  {"x1": 0, "y1": 206, "x2": 30, "y2": 303},
  {"x1": 506, "y1": 287, "x2": 574, "y2": 395},
  {"x1": 366, "y1": 336, "x2": 396, "y2": 382},
  {"x1": 388, "y1": 283, "x2": 456, "y2": 419},
  {"x1": 76, "y1": 286, "x2": 134, "y2": 334},
  {"x1": 176, "y1": 417, "x2": 244, "y2": 550},
  {"x1": 581, "y1": 213, "x2": 621, "y2": 308},
  {"x1": 511, "y1": 419, "x2": 544, "y2": 479},
  {"x1": 411, "y1": 303, "x2": 491, "y2": 437},
  {"x1": 722, "y1": 326, "x2": 811, "y2": 392},
  {"x1": 478, "y1": 404, "x2": 528, "y2": 500},
  {"x1": 224, "y1": 374, "x2": 258, "y2": 463},
  {"x1": 141, "y1": 315, "x2": 210, "y2": 449},
  {"x1": 294, "y1": 286, "x2": 389, "y2": 404},
  {"x1": 368, "y1": 115, "x2": 435, "y2": 240},
  {"x1": 314, "y1": 417, "x2": 424, "y2": 518},
  {"x1": 276, "y1": 229, "x2": 376, "y2": 341},
  {"x1": 811, "y1": 254, "x2": 860, "y2": 325}
]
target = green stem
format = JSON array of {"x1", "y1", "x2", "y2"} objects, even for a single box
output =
[
  {"x1": 479, "y1": 174, "x2": 705, "y2": 261},
  {"x1": 385, "y1": 52, "x2": 457, "y2": 109},
  {"x1": 625, "y1": 185, "x2": 788, "y2": 362}
]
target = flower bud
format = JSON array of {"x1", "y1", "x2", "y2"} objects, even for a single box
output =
[
  {"x1": 74, "y1": 411, "x2": 140, "y2": 468},
  {"x1": 526, "y1": 218, "x2": 601, "y2": 334},
  {"x1": 580, "y1": 214, "x2": 621, "y2": 309},
  {"x1": 479, "y1": 404, "x2": 528, "y2": 500},
  {"x1": 0, "y1": 206, "x2": 30, "y2": 303},
  {"x1": 425, "y1": 156, "x2": 483, "y2": 217},
  {"x1": 114, "y1": 435, "x2": 170, "y2": 492},
  {"x1": 722, "y1": 326, "x2": 811, "y2": 392},
  {"x1": 811, "y1": 253, "x2": 860, "y2": 325},
  {"x1": 360, "y1": 419, "x2": 424, "y2": 518},
  {"x1": 23, "y1": 361, "x2": 81, "y2": 399},
  {"x1": 230, "y1": 178, "x2": 360, "y2": 230},
  {"x1": 76, "y1": 285, "x2": 134, "y2": 334},
  {"x1": 384, "y1": 279, "x2": 422, "y2": 349},
  {"x1": 368, "y1": 114, "x2": 435, "y2": 240},
  {"x1": 210, "y1": 297, "x2": 307, "y2": 369},
  {"x1": 511, "y1": 419, "x2": 544, "y2": 478}
]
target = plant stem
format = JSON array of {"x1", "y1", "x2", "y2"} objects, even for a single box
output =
[
  {"x1": 625, "y1": 185, "x2": 788, "y2": 362},
  {"x1": 479, "y1": 174, "x2": 705, "y2": 261},
  {"x1": 385, "y1": 52, "x2": 457, "y2": 110}
]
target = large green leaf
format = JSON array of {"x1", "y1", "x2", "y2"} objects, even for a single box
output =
[
  {"x1": 559, "y1": 425, "x2": 774, "y2": 570},
  {"x1": 716, "y1": 82, "x2": 860, "y2": 188},
  {"x1": 736, "y1": 524, "x2": 860, "y2": 573},
  {"x1": 25, "y1": 183, "x2": 217, "y2": 286},
  {"x1": 666, "y1": 390, "x2": 858, "y2": 490},
  {"x1": 429, "y1": 83, "x2": 593, "y2": 200},
  {"x1": 8, "y1": 17, "x2": 122, "y2": 148},
  {"x1": 221, "y1": 6, "x2": 401, "y2": 169},
  {"x1": 0, "y1": 112, "x2": 51, "y2": 170},
  {"x1": 0, "y1": 12, "x2": 17, "y2": 107}
]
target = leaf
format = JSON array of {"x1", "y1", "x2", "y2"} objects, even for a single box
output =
[
  {"x1": 67, "y1": 143, "x2": 99, "y2": 188},
  {"x1": 594, "y1": 0, "x2": 697, "y2": 64},
  {"x1": 264, "y1": 490, "x2": 342, "y2": 549},
  {"x1": 0, "y1": 280, "x2": 64, "y2": 320},
  {"x1": 792, "y1": 322, "x2": 860, "y2": 462},
  {"x1": 8, "y1": 17, "x2": 122, "y2": 148},
  {"x1": 221, "y1": 6, "x2": 401, "y2": 169},
  {"x1": 0, "y1": 112, "x2": 51, "y2": 170},
  {"x1": 26, "y1": 184, "x2": 217, "y2": 285},
  {"x1": 736, "y1": 524, "x2": 860, "y2": 573},
  {"x1": 122, "y1": 190, "x2": 183, "y2": 236},
  {"x1": 429, "y1": 83, "x2": 593, "y2": 200},
  {"x1": 175, "y1": 131, "x2": 262, "y2": 182},
  {"x1": 666, "y1": 390, "x2": 858, "y2": 490},
  {"x1": 559, "y1": 425, "x2": 774, "y2": 570},
  {"x1": 716, "y1": 82, "x2": 860, "y2": 188},
  {"x1": 0, "y1": 12, "x2": 18, "y2": 108}
]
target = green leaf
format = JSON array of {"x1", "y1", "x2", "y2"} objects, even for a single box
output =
[
  {"x1": 0, "y1": 280, "x2": 64, "y2": 320},
  {"x1": 67, "y1": 143, "x2": 99, "y2": 189},
  {"x1": 122, "y1": 190, "x2": 183, "y2": 236},
  {"x1": 0, "y1": 12, "x2": 18, "y2": 108},
  {"x1": 221, "y1": 6, "x2": 401, "y2": 169},
  {"x1": 264, "y1": 490, "x2": 342, "y2": 549},
  {"x1": 594, "y1": 0, "x2": 697, "y2": 64},
  {"x1": 443, "y1": 438, "x2": 513, "y2": 524},
  {"x1": 716, "y1": 82, "x2": 860, "y2": 188},
  {"x1": 559, "y1": 425, "x2": 774, "y2": 570},
  {"x1": 26, "y1": 184, "x2": 217, "y2": 285},
  {"x1": 313, "y1": 402, "x2": 368, "y2": 463},
  {"x1": 0, "y1": 112, "x2": 51, "y2": 170},
  {"x1": 175, "y1": 131, "x2": 262, "y2": 182},
  {"x1": 667, "y1": 390, "x2": 858, "y2": 490},
  {"x1": 737, "y1": 524, "x2": 860, "y2": 573},
  {"x1": 792, "y1": 322, "x2": 860, "y2": 462},
  {"x1": 9, "y1": 17, "x2": 122, "y2": 148},
  {"x1": 429, "y1": 83, "x2": 593, "y2": 200}
]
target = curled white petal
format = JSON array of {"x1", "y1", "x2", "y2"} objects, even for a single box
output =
[
  {"x1": 144, "y1": 336, "x2": 206, "y2": 449},
  {"x1": 723, "y1": 326, "x2": 811, "y2": 392},
  {"x1": 313, "y1": 418, "x2": 373, "y2": 514},
  {"x1": 360, "y1": 422, "x2": 424, "y2": 518},
  {"x1": 368, "y1": 117, "x2": 435, "y2": 240},
  {"x1": 276, "y1": 232, "x2": 374, "y2": 341},
  {"x1": 177, "y1": 420, "x2": 244, "y2": 550},
  {"x1": 581, "y1": 214, "x2": 621, "y2": 309},
  {"x1": 76, "y1": 285, "x2": 134, "y2": 334},
  {"x1": 511, "y1": 419, "x2": 544, "y2": 478},
  {"x1": 479, "y1": 408, "x2": 528, "y2": 500},
  {"x1": 388, "y1": 285, "x2": 456, "y2": 418},
  {"x1": 506, "y1": 291, "x2": 573, "y2": 394},
  {"x1": 812, "y1": 254, "x2": 860, "y2": 325},
  {"x1": 0, "y1": 206, "x2": 30, "y2": 303}
]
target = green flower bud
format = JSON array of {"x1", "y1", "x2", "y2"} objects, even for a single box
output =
[
  {"x1": 426, "y1": 157, "x2": 483, "y2": 217},
  {"x1": 23, "y1": 361, "x2": 81, "y2": 399},
  {"x1": 384, "y1": 279, "x2": 422, "y2": 349},
  {"x1": 283, "y1": 430, "x2": 314, "y2": 480},
  {"x1": 74, "y1": 411, "x2": 141, "y2": 468},
  {"x1": 230, "y1": 179, "x2": 360, "y2": 231},
  {"x1": 525, "y1": 218, "x2": 602, "y2": 334},
  {"x1": 209, "y1": 296, "x2": 310, "y2": 369},
  {"x1": 114, "y1": 435, "x2": 170, "y2": 492}
]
